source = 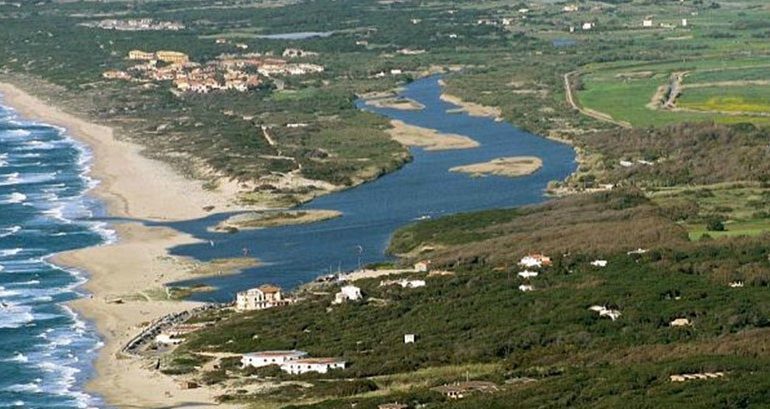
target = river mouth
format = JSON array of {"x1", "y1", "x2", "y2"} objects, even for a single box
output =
[{"x1": 157, "y1": 75, "x2": 577, "y2": 301}]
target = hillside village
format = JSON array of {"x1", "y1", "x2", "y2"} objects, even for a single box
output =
[{"x1": 103, "y1": 49, "x2": 324, "y2": 95}]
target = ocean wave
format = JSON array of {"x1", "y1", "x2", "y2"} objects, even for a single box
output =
[
  {"x1": 3, "y1": 129, "x2": 32, "y2": 138},
  {"x1": 0, "y1": 248, "x2": 23, "y2": 258},
  {"x1": 0, "y1": 192, "x2": 27, "y2": 204},
  {"x1": 0, "y1": 226, "x2": 21, "y2": 238},
  {"x1": 3, "y1": 352, "x2": 29, "y2": 363},
  {"x1": 5, "y1": 382, "x2": 42, "y2": 393},
  {"x1": 0, "y1": 305, "x2": 35, "y2": 329}
]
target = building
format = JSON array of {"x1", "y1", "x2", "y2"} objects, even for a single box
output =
[
  {"x1": 379, "y1": 404, "x2": 408, "y2": 409},
  {"x1": 582, "y1": 22, "x2": 594, "y2": 31},
  {"x1": 589, "y1": 305, "x2": 621, "y2": 321},
  {"x1": 235, "y1": 284, "x2": 291, "y2": 311},
  {"x1": 404, "y1": 334, "x2": 416, "y2": 344},
  {"x1": 155, "y1": 332, "x2": 184, "y2": 345},
  {"x1": 281, "y1": 358, "x2": 346, "y2": 375},
  {"x1": 643, "y1": 18, "x2": 654, "y2": 28},
  {"x1": 156, "y1": 50, "x2": 189, "y2": 64},
  {"x1": 381, "y1": 279, "x2": 426, "y2": 288},
  {"x1": 682, "y1": 19, "x2": 688, "y2": 27},
  {"x1": 729, "y1": 281, "x2": 744, "y2": 288},
  {"x1": 102, "y1": 70, "x2": 131, "y2": 80},
  {"x1": 518, "y1": 254, "x2": 552, "y2": 268},
  {"x1": 517, "y1": 270, "x2": 538, "y2": 279},
  {"x1": 590, "y1": 260, "x2": 608, "y2": 267},
  {"x1": 670, "y1": 318, "x2": 692, "y2": 327},
  {"x1": 128, "y1": 50, "x2": 156, "y2": 61},
  {"x1": 518, "y1": 284, "x2": 534, "y2": 292},
  {"x1": 333, "y1": 285, "x2": 362, "y2": 304},
  {"x1": 414, "y1": 260, "x2": 431, "y2": 272},
  {"x1": 241, "y1": 350, "x2": 308, "y2": 368},
  {"x1": 431, "y1": 381, "x2": 498, "y2": 399}
]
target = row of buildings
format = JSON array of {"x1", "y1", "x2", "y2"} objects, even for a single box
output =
[
  {"x1": 104, "y1": 50, "x2": 324, "y2": 94},
  {"x1": 240, "y1": 350, "x2": 346, "y2": 375},
  {"x1": 81, "y1": 18, "x2": 185, "y2": 31}
]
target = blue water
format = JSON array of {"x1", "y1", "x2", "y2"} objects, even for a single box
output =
[
  {"x1": 0, "y1": 106, "x2": 109, "y2": 408},
  {"x1": 159, "y1": 75, "x2": 577, "y2": 301}
]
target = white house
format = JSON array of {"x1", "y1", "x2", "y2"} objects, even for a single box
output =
[
  {"x1": 588, "y1": 305, "x2": 621, "y2": 321},
  {"x1": 236, "y1": 284, "x2": 291, "y2": 311},
  {"x1": 519, "y1": 254, "x2": 552, "y2": 268},
  {"x1": 390, "y1": 69, "x2": 403, "y2": 75},
  {"x1": 582, "y1": 22, "x2": 593, "y2": 31},
  {"x1": 729, "y1": 281, "x2": 744, "y2": 288},
  {"x1": 518, "y1": 284, "x2": 534, "y2": 292},
  {"x1": 590, "y1": 260, "x2": 608, "y2": 267},
  {"x1": 517, "y1": 270, "x2": 539, "y2": 279},
  {"x1": 333, "y1": 285, "x2": 362, "y2": 304},
  {"x1": 241, "y1": 350, "x2": 308, "y2": 368},
  {"x1": 281, "y1": 358, "x2": 346, "y2": 375},
  {"x1": 155, "y1": 332, "x2": 184, "y2": 345},
  {"x1": 404, "y1": 334, "x2": 416, "y2": 344},
  {"x1": 670, "y1": 318, "x2": 692, "y2": 327},
  {"x1": 682, "y1": 19, "x2": 688, "y2": 27},
  {"x1": 414, "y1": 260, "x2": 432, "y2": 272},
  {"x1": 381, "y1": 279, "x2": 426, "y2": 288},
  {"x1": 643, "y1": 19, "x2": 653, "y2": 28}
]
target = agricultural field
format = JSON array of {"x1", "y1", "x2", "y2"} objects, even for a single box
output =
[{"x1": 576, "y1": 57, "x2": 770, "y2": 127}]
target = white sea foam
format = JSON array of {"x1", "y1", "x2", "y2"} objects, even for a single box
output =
[
  {"x1": 0, "y1": 192, "x2": 27, "y2": 204},
  {"x1": 4, "y1": 129, "x2": 32, "y2": 138},
  {"x1": 0, "y1": 248, "x2": 23, "y2": 258},
  {"x1": 3, "y1": 352, "x2": 29, "y2": 363},
  {"x1": 0, "y1": 172, "x2": 20, "y2": 186},
  {"x1": 0, "y1": 305, "x2": 35, "y2": 329},
  {"x1": 0, "y1": 225, "x2": 21, "y2": 238},
  {"x1": 5, "y1": 382, "x2": 42, "y2": 393}
]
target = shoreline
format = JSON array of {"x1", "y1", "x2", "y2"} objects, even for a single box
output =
[
  {"x1": 0, "y1": 73, "x2": 581, "y2": 408},
  {"x1": 0, "y1": 81, "x2": 245, "y2": 408}
]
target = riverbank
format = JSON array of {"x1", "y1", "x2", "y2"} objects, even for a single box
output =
[{"x1": 0, "y1": 82, "x2": 247, "y2": 407}]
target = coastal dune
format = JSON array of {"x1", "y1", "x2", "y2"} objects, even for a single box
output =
[{"x1": 0, "y1": 82, "x2": 247, "y2": 221}]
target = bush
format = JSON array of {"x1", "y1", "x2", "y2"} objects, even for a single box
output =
[{"x1": 706, "y1": 217, "x2": 726, "y2": 232}]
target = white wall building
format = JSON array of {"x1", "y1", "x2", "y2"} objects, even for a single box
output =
[
  {"x1": 236, "y1": 284, "x2": 290, "y2": 311},
  {"x1": 281, "y1": 358, "x2": 346, "y2": 375},
  {"x1": 241, "y1": 350, "x2": 308, "y2": 368},
  {"x1": 333, "y1": 285, "x2": 362, "y2": 304}
]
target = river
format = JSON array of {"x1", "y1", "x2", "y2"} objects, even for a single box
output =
[{"x1": 158, "y1": 75, "x2": 577, "y2": 302}]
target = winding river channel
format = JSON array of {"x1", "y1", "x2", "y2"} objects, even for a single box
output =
[{"x1": 159, "y1": 75, "x2": 577, "y2": 302}]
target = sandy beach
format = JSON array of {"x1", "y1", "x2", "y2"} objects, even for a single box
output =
[
  {"x1": 387, "y1": 119, "x2": 479, "y2": 151},
  {"x1": 450, "y1": 156, "x2": 543, "y2": 178},
  {"x1": 0, "y1": 81, "x2": 249, "y2": 408},
  {"x1": 0, "y1": 82, "x2": 248, "y2": 221}
]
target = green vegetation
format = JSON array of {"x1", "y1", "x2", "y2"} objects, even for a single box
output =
[{"x1": 9, "y1": 0, "x2": 770, "y2": 407}]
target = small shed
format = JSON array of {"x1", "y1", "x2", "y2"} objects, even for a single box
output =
[{"x1": 404, "y1": 334, "x2": 416, "y2": 344}]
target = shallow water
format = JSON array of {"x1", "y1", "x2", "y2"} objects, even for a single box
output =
[
  {"x1": 0, "y1": 106, "x2": 109, "y2": 408},
  {"x1": 159, "y1": 75, "x2": 577, "y2": 301}
]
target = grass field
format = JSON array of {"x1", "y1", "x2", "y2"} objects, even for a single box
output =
[
  {"x1": 678, "y1": 85, "x2": 770, "y2": 114},
  {"x1": 649, "y1": 183, "x2": 770, "y2": 240},
  {"x1": 577, "y1": 57, "x2": 770, "y2": 126}
]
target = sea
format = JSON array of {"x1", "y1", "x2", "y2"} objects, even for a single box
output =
[{"x1": 0, "y1": 104, "x2": 109, "y2": 408}]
